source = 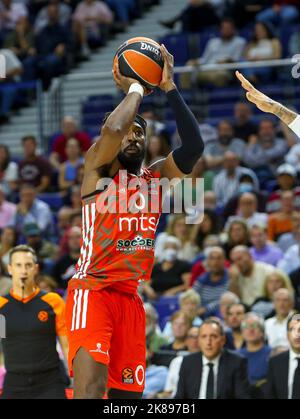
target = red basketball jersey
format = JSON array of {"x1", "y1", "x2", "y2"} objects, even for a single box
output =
[{"x1": 68, "y1": 168, "x2": 162, "y2": 294}]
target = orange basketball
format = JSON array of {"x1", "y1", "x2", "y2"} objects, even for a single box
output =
[{"x1": 113, "y1": 37, "x2": 164, "y2": 91}]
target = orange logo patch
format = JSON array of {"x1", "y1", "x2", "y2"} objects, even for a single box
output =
[
  {"x1": 38, "y1": 311, "x2": 48, "y2": 322},
  {"x1": 122, "y1": 368, "x2": 134, "y2": 384}
]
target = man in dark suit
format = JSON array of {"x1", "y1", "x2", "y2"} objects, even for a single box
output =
[
  {"x1": 266, "y1": 314, "x2": 300, "y2": 399},
  {"x1": 174, "y1": 317, "x2": 251, "y2": 399}
]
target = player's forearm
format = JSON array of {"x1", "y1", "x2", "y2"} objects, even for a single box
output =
[
  {"x1": 271, "y1": 102, "x2": 298, "y2": 126},
  {"x1": 167, "y1": 88, "x2": 204, "y2": 174},
  {"x1": 102, "y1": 91, "x2": 142, "y2": 139}
]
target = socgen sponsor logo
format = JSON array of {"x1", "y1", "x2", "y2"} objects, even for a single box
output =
[{"x1": 117, "y1": 235, "x2": 155, "y2": 252}]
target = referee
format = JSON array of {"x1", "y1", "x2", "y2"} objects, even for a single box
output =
[{"x1": 0, "y1": 245, "x2": 69, "y2": 399}]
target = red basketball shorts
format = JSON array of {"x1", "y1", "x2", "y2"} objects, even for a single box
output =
[{"x1": 65, "y1": 287, "x2": 146, "y2": 393}]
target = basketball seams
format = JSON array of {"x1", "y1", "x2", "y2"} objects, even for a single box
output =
[
  {"x1": 121, "y1": 54, "x2": 156, "y2": 90},
  {"x1": 123, "y1": 48, "x2": 164, "y2": 71}
]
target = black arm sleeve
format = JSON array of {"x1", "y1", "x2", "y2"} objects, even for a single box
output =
[{"x1": 167, "y1": 88, "x2": 204, "y2": 174}]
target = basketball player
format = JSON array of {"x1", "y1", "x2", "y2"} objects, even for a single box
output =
[
  {"x1": 65, "y1": 44, "x2": 204, "y2": 399},
  {"x1": 236, "y1": 71, "x2": 300, "y2": 137}
]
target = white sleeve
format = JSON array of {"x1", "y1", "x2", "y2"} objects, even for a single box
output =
[{"x1": 288, "y1": 115, "x2": 300, "y2": 137}]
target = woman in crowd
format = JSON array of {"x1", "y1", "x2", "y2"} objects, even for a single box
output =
[
  {"x1": 243, "y1": 22, "x2": 282, "y2": 83},
  {"x1": 251, "y1": 269, "x2": 293, "y2": 318},
  {"x1": 142, "y1": 236, "x2": 191, "y2": 301},
  {"x1": 58, "y1": 138, "x2": 84, "y2": 192},
  {"x1": 223, "y1": 219, "x2": 251, "y2": 258}
]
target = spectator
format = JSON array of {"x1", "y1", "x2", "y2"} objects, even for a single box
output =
[
  {"x1": 50, "y1": 115, "x2": 91, "y2": 167},
  {"x1": 144, "y1": 134, "x2": 170, "y2": 167},
  {"x1": 193, "y1": 247, "x2": 229, "y2": 318},
  {"x1": 58, "y1": 138, "x2": 84, "y2": 192},
  {"x1": 256, "y1": 0, "x2": 300, "y2": 27},
  {"x1": 229, "y1": 0, "x2": 272, "y2": 29},
  {"x1": 0, "y1": 258, "x2": 11, "y2": 295},
  {"x1": 204, "y1": 191, "x2": 218, "y2": 211},
  {"x1": 0, "y1": 226, "x2": 16, "y2": 271},
  {"x1": 290, "y1": 266, "x2": 300, "y2": 311},
  {"x1": 105, "y1": 0, "x2": 137, "y2": 31},
  {"x1": 239, "y1": 313, "x2": 271, "y2": 397},
  {"x1": 223, "y1": 219, "x2": 251, "y2": 259},
  {"x1": 204, "y1": 120, "x2": 245, "y2": 171},
  {"x1": 265, "y1": 288, "x2": 295, "y2": 350},
  {"x1": 34, "y1": 0, "x2": 72, "y2": 34},
  {"x1": 158, "y1": 326, "x2": 200, "y2": 399},
  {"x1": 51, "y1": 226, "x2": 81, "y2": 289},
  {"x1": 268, "y1": 191, "x2": 298, "y2": 242},
  {"x1": 243, "y1": 22, "x2": 282, "y2": 84},
  {"x1": 222, "y1": 172, "x2": 268, "y2": 219},
  {"x1": 35, "y1": 274, "x2": 58, "y2": 293},
  {"x1": 36, "y1": 2, "x2": 69, "y2": 89},
  {"x1": 233, "y1": 102, "x2": 258, "y2": 143},
  {"x1": 0, "y1": 144, "x2": 18, "y2": 196},
  {"x1": 140, "y1": 108, "x2": 166, "y2": 139},
  {"x1": 218, "y1": 291, "x2": 240, "y2": 322},
  {"x1": 266, "y1": 314, "x2": 300, "y2": 399},
  {"x1": 18, "y1": 135, "x2": 52, "y2": 192},
  {"x1": 155, "y1": 215, "x2": 193, "y2": 262},
  {"x1": 243, "y1": 119, "x2": 287, "y2": 184},
  {"x1": 189, "y1": 208, "x2": 221, "y2": 253},
  {"x1": 145, "y1": 303, "x2": 169, "y2": 353},
  {"x1": 143, "y1": 236, "x2": 191, "y2": 300},
  {"x1": 249, "y1": 224, "x2": 283, "y2": 266},
  {"x1": 251, "y1": 270, "x2": 292, "y2": 318},
  {"x1": 160, "y1": 311, "x2": 192, "y2": 354},
  {"x1": 175, "y1": 318, "x2": 251, "y2": 399},
  {"x1": 23, "y1": 223, "x2": 58, "y2": 265},
  {"x1": 3, "y1": 16, "x2": 37, "y2": 82},
  {"x1": 73, "y1": 0, "x2": 113, "y2": 48},
  {"x1": 226, "y1": 193, "x2": 268, "y2": 229},
  {"x1": 143, "y1": 349, "x2": 168, "y2": 399},
  {"x1": 159, "y1": 0, "x2": 219, "y2": 32},
  {"x1": 225, "y1": 303, "x2": 247, "y2": 350},
  {"x1": 266, "y1": 164, "x2": 300, "y2": 214},
  {"x1": 285, "y1": 140, "x2": 300, "y2": 174},
  {"x1": 277, "y1": 220, "x2": 300, "y2": 275},
  {"x1": 229, "y1": 245, "x2": 274, "y2": 306},
  {"x1": 162, "y1": 289, "x2": 202, "y2": 342},
  {"x1": 11, "y1": 183, "x2": 53, "y2": 239},
  {"x1": 0, "y1": 0, "x2": 28, "y2": 31},
  {"x1": 0, "y1": 185, "x2": 16, "y2": 228},
  {"x1": 213, "y1": 151, "x2": 259, "y2": 206},
  {"x1": 181, "y1": 19, "x2": 246, "y2": 88},
  {"x1": 277, "y1": 213, "x2": 300, "y2": 253}
]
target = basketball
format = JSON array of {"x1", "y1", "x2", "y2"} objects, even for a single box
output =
[{"x1": 113, "y1": 37, "x2": 164, "y2": 91}]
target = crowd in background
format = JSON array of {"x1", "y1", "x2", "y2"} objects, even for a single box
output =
[{"x1": 0, "y1": 0, "x2": 300, "y2": 399}]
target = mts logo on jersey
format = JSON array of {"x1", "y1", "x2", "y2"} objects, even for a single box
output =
[{"x1": 119, "y1": 214, "x2": 158, "y2": 232}]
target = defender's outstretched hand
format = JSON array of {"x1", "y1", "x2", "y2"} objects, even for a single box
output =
[
  {"x1": 159, "y1": 44, "x2": 176, "y2": 93},
  {"x1": 236, "y1": 70, "x2": 298, "y2": 126},
  {"x1": 236, "y1": 70, "x2": 276, "y2": 114}
]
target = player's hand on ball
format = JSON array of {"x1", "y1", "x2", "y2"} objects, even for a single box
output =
[
  {"x1": 113, "y1": 63, "x2": 142, "y2": 94},
  {"x1": 159, "y1": 44, "x2": 176, "y2": 92},
  {"x1": 236, "y1": 70, "x2": 277, "y2": 114}
]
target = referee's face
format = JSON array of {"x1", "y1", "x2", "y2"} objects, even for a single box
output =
[{"x1": 8, "y1": 251, "x2": 38, "y2": 289}]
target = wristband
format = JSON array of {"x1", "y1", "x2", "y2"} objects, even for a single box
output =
[
  {"x1": 288, "y1": 115, "x2": 300, "y2": 138},
  {"x1": 128, "y1": 83, "x2": 144, "y2": 98}
]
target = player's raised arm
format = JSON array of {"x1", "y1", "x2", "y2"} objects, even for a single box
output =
[
  {"x1": 158, "y1": 45, "x2": 204, "y2": 180},
  {"x1": 236, "y1": 70, "x2": 300, "y2": 136},
  {"x1": 84, "y1": 64, "x2": 145, "y2": 171}
]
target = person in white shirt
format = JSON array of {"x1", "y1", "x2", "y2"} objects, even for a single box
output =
[
  {"x1": 277, "y1": 223, "x2": 300, "y2": 274},
  {"x1": 236, "y1": 71, "x2": 300, "y2": 141},
  {"x1": 267, "y1": 314, "x2": 300, "y2": 399},
  {"x1": 265, "y1": 288, "x2": 295, "y2": 350}
]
